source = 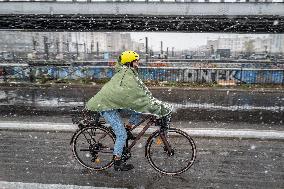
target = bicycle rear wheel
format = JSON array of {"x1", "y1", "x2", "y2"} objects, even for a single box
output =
[
  {"x1": 72, "y1": 125, "x2": 115, "y2": 171},
  {"x1": 146, "y1": 128, "x2": 196, "y2": 175}
]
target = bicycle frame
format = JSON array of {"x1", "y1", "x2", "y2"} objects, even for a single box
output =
[
  {"x1": 71, "y1": 111, "x2": 196, "y2": 175},
  {"x1": 125, "y1": 115, "x2": 172, "y2": 157},
  {"x1": 126, "y1": 115, "x2": 154, "y2": 150},
  {"x1": 71, "y1": 113, "x2": 173, "y2": 158}
]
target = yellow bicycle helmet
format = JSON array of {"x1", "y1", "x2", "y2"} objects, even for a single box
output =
[{"x1": 119, "y1": 50, "x2": 140, "y2": 65}]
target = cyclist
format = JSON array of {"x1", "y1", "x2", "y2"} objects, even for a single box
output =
[{"x1": 86, "y1": 50, "x2": 172, "y2": 171}]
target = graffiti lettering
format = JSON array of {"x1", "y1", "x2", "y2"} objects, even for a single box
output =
[
  {"x1": 0, "y1": 66, "x2": 283, "y2": 84},
  {"x1": 181, "y1": 69, "x2": 237, "y2": 83}
]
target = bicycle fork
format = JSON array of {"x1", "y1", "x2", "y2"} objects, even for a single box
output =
[
  {"x1": 145, "y1": 129, "x2": 174, "y2": 157},
  {"x1": 159, "y1": 131, "x2": 174, "y2": 156}
]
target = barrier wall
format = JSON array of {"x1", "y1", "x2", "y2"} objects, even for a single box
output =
[{"x1": 0, "y1": 65, "x2": 283, "y2": 85}]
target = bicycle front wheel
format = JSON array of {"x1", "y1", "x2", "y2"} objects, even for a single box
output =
[
  {"x1": 146, "y1": 128, "x2": 196, "y2": 176},
  {"x1": 72, "y1": 125, "x2": 115, "y2": 171}
]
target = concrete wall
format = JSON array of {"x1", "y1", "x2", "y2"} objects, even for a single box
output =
[{"x1": 0, "y1": 84, "x2": 283, "y2": 124}]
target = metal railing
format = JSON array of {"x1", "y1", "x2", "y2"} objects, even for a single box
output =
[
  {"x1": 0, "y1": 64, "x2": 283, "y2": 85},
  {"x1": 0, "y1": 0, "x2": 283, "y2": 2}
]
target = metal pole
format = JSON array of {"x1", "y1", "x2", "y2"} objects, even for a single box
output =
[
  {"x1": 76, "y1": 42, "x2": 79, "y2": 58},
  {"x1": 160, "y1": 41, "x2": 163, "y2": 56},
  {"x1": 56, "y1": 39, "x2": 60, "y2": 54},
  {"x1": 96, "y1": 41, "x2": 99, "y2": 56},
  {"x1": 91, "y1": 41, "x2": 94, "y2": 53},
  {"x1": 166, "y1": 47, "x2": 169, "y2": 58},
  {"x1": 43, "y1": 36, "x2": 49, "y2": 60},
  {"x1": 145, "y1": 37, "x2": 148, "y2": 63},
  {"x1": 32, "y1": 36, "x2": 36, "y2": 51},
  {"x1": 66, "y1": 40, "x2": 70, "y2": 53}
]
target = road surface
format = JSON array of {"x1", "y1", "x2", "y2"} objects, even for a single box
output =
[{"x1": 0, "y1": 129, "x2": 283, "y2": 189}]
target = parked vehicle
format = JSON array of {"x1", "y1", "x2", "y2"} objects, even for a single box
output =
[
  {"x1": 0, "y1": 51, "x2": 14, "y2": 60},
  {"x1": 249, "y1": 53, "x2": 268, "y2": 60}
]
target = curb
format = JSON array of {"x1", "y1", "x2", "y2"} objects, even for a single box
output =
[
  {"x1": 0, "y1": 105, "x2": 283, "y2": 124},
  {"x1": 1, "y1": 121, "x2": 284, "y2": 140},
  {"x1": 1, "y1": 82, "x2": 283, "y2": 92}
]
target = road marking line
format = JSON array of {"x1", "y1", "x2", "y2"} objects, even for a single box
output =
[
  {"x1": 0, "y1": 121, "x2": 283, "y2": 140},
  {"x1": 0, "y1": 181, "x2": 126, "y2": 189}
]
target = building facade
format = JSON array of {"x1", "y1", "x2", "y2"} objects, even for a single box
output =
[
  {"x1": 206, "y1": 34, "x2": 284, "y2": 57},
  {"x1": 0, "y1": 31, "x2": 140, "y2": 59}
]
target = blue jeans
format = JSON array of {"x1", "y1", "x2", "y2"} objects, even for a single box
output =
[{"x1": 100, "y1": 109, "x2": 141, "y2": 156}]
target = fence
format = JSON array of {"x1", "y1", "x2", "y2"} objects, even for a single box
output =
[
  {"x1": 0, "y1": 64, "x2": 283, "y2": 85},
  {"x1": 0, "y1": 0, "x2": 283, "y2": 2}
]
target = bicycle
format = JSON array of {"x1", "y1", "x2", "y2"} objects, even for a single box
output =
[{"x1": 70, "y1": 108, "x2": 197, "y2": 176}]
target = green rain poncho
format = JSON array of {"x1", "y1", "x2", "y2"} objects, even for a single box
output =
[{"x1": 86, "y1": 63, "x2": 172, "y2": 118}]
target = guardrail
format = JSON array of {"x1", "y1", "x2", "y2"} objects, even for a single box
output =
[
  {"x1": 0, "y1": 65, "x2": 283, "y2": 85},
  {"x1": 0, "y1": 0, "x2": 283, "y2": 2},
  {"x1": 1, "y1": 1, "x2": 283, "y2": 32}
]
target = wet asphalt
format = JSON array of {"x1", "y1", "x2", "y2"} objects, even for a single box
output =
[
  {"x1": 0, "y1": 84, "x2": 283, "y2": 188},
  {"x1": 0, "y1": 84, "x2": 283, "y2": 124},
  {"x1": 0, "y1": 130, "x2": 283, "y2": 189}
]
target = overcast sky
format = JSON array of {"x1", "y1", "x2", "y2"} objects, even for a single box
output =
[{"x1": 130, "y1": 32, "x2": 269, "y2": 51}]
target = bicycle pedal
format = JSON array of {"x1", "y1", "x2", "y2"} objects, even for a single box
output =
[{"x1": 91, "y1": 157, "x2": 101, "y2": 163}]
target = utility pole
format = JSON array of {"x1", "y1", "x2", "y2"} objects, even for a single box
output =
[
  {"x1": 43, "y1": 36, "x2": 49, "y2": 60},
  {"x1": 66, "y1": 40, "x2": 70, "y2": 53},
  {"x1": 75, "y1": 42, "x2": 79, "y2": 59},
  {"x1": 84, "y1": 42, "x2": 86, "y2": 54},
  {"x1": 96, "y1": 41, "x2": 99, "y2": 57},
  {"x1": 210, "y1": 45, "x2": 214, "y2": 56},
  {"x1": 56, "y1": 39, "x2": 60, "y2": 54},
  {"x1": 160, "y1": 41, "x2": 163, "y2": 56},
  {"x1": 172, "y1": 47, "x2": 174, "y2": 57},
  {"x1": 166, "y1": 47, "x2": 169, "y2": 59},
  {"x1": 32, "y1": 36, "x2": 37, "y2": 51},
  {"x1": 145, "y1": 37, "x2": 148, "y2": 63},
  {"x1": 91, "y1": 43, "x2": 93, "y2": 54},
  {"x1": 75, "y1": 33, "x2": 79, "y2": 59}
]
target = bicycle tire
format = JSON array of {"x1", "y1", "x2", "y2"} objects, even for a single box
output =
[
  {"x1": 72, "y1": 125, "x2": 115, "y2": 171},
  {"x1": 145, "y1": 128, "x2": 196, "y2": 176}
]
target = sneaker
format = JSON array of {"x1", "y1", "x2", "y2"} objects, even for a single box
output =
[{"x1": 113, "y1": 159, "x2": 134, "y2": 171}]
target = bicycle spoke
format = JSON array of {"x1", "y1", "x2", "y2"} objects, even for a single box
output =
[
  {"x1": 146, "y1": 128, "x2": 196, "y2": 175},
  {"x1": 82, "y1": 132, "x2": 93, "y2": 145},
  {"x1": 97, "y1": 131, "x2": 109, "y2": 143},
  {"x1": 72, "y1": 126, "x2": 115, "y2": 171},
  {"x1": 79, "y1": 149, "x2": 90, "y2": 152}
]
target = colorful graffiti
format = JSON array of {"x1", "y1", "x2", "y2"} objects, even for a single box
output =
[
  {"x1": 139, "y1": 68, "x2": 284, "y2": 84},
  {"x1": 0, "y1": 65, "x2": 283, "y2": 84}
]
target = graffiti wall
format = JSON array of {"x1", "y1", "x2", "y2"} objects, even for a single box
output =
[
  {"x1": 0, "y1": 65, "x2": 283, "y2": 84},
  {"x1": 139, "y1": 67, "x2": 283, "y2": 84}
]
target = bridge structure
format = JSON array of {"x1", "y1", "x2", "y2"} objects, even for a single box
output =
[{"x1": 0, "y1": 0, "x2": 284, "y2": 33}]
